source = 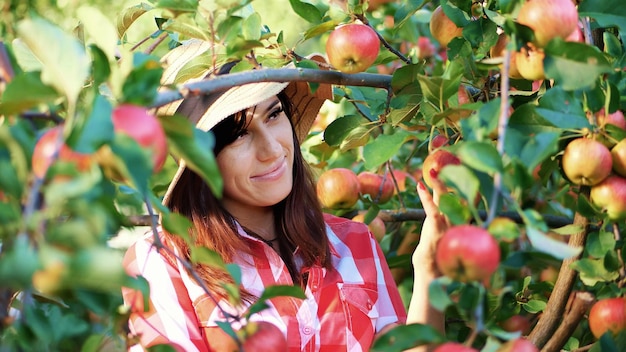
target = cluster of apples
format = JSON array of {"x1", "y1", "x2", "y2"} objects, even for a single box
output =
[
  {"x1": 31, "y1": 104, "x2": 168, "y2": 182},
  {"x1": 561, "y1": 109, "x2": 626, "y2": 221},
  {"x1": 491, "y1": 0, "x2": 581, "y2": 81}
]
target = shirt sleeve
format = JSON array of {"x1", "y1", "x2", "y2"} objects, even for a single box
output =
[{"x1": 122, "y1": 237, "x2": 208, "y2": 352}]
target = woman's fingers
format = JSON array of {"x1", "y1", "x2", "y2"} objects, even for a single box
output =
[{"x1": 416, "y1": 181, "x2": 438, "y2": 216}]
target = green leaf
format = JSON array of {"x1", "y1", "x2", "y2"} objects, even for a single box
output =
[
  {"x1": 110, "y1": 134, "x2": 153, "y2": 195},
  {"x1": 370, "y1": 323, "x2": 445, "y2": 352},
  {"x1": 526, "y1": 226, "x2": 582, "y2": 260},
  {"x1": 438, "y1": 193, "x2": 472, "y2": 225},
  {"x1": 77, "y1": 6, "x2": 118, "y2": 60},
  {"x1": 0, "y1": 72, "x2": 59, "y2": 114},
  {"x1": 418, "y1": 74, "x2": 461, "y2": 110},
  {"x1": 587, "y1": 231, "x2": 617, "y2": 258},
  {"x1": 163, "y1": 18, "x2": 211, "y2": 41},
  {"x1": 288, "y1": 0, "x2": 322, "y2": 23},
  {"x1": 160, "y1": 211, "x2": 193, "y2": 243},
  {"x1": 0, "y1": 235, "x2": 40, "y2": 288},
  {"x1": 428, "y1": 278, "x2": 454, "y2": 312},
  {"x1": 324, "y1": 115, "x2": 363, "y2": 147},
  {"x1": 190, "y1": 247, "x2": 227, "y2": 270},
  {"x1": 571, "y1": 258, "x2": 620, "y2": 286},
  {"x1": 544, "y1": 41, "x2": 612, "y2": 91},
  {"x1": 439, "y1": 164, "x2": 480, "y2": 205},
  {"x1": 122, "y1": 53, "x2": 164, "y2": 106},
  {"x1": 226, "y1": 264, "x2": 242, "y2": 286},
  {"x1": 363, "y1": 130, "x2": 411, "y2": 170},
  {"x1": 578, "y1": 0, "x2": 626, "y2": 31},
  {"x1": 242, "y1": 12, "x2": 262, "y2": 41},
  {"x1": 73, "y1": 95, "x2": 114, "y2": 154},
  {"x1": 17, "y1": 18, "x2": 90, "y2": 104},
  {"x1": 303, "y1": 20, "x2": 341, "y2": 41},
  {"x1": 116, "y1": 4, "x2": 150, "y2": 38},
  {"x1": 155, "y1": 0, "x2": 198, "y2": 12},
  {"x1": 161, "y1": 114, "x2": 223, "y2": 198},
  {"x1": 505, "y1": 130, "x2": 559, "y2": 171},
  {"x1": 456, "y1": 141, "x2": 502, "y2": 174},
  {"x1": 522, "y1": 299, "x2": 547, "y2": 314},
  {"x1": 246, "y1": 285, "x2": 306, "y2": 317}
]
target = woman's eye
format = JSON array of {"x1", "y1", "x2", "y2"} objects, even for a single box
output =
[{"x1": 269, "y1": 106, "x2": 284, "y2": 119}]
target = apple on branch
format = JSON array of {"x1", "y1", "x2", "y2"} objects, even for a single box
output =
[
  {"x1": 326, "y1": 23, "x2": 380, "y2": 74},
  {"x1": 588, "y1": 297, "x2": 626, "y2": 339},
  {"x1": 433, "y1": 342, "x2": 478, "y2": 352},
  {"x1": 316, "y1": 168, "x2": 361, "y2": 209},
  {"x1": 517, "y1": 0, "x2": 579, "y2": 48},
  {"x1": 32, "y1": 125, "x2": 93, "y2": 180},
  {"x1": 435, "y1": 224, "x2": 501, "y2": 283},
  {"x1": 612, "y1": 139, "x2": 626, "y2": 177},
  {"x1": 352, "y1": 212, "x2": 386, "y2": 241},
  {"x1": 429, "y1": 5, "x2": 464, "y2": 49},
  {"x1": 496, "y1": 338, "x2": 539, "y2": 352},
  {"x1": 561, "y1": 137, "x2": 612, "y2": 186},
  {"x1": 421, "y1": 149, "x2": 461, "y2": 189},
  {"x1": 590, "y1": 175, "x2": 626, "y2": 221},
  {"x1": 357, "y1": 171, "x2": 394, "y2": 204},
  {"x1": 236, "y1": 321, "x2": 287, "y2": 352}
]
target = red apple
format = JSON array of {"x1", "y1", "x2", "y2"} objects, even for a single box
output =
[
  {"x1": 431, "y1": 135, "x2": 449, "y2": 150},
  {"x1": 515, "y1": 45, "x2": 545, "y2": 81},
  {"x1": 597, "y1": 109, "x2": 626, "y2": 131},
  {"x1": 422, "y1": 149, "x2": 461, "y2": 188},
  {"x1": 590, "y1": 175, "x2": 626, "y2": 220},
  {"x1": 435, "y1": 224, "x2": 501, "y2": 283},
  {"x1": 561, "y1": 137, "x2": 612, "y2": 186},
  {"x1": 434, "y1": 342, "x2": 478, "y2": 352},
  {"x1": 517, "y1": 0, "x2": 579, "y2": 47},
  {"x1": 417, "y1": 36, "x2": 436, "y2": 59},
  {"x1": 588, "y1": 297, "x2": 626, "y2": 338},
  {"x1": 391, "y1": 169, "x2": 416, "y2": 193},
  {"x1": 316, "y1": 168, "x2": 361, "y2": 209},
  {"x1": 497, "y1": 338, "x2": 539, "y2": 352},
  {"x1": 237, "y1": 321, "x2": 287, "y2": 352},
  {"x1": 32, "y1": 125, "x2": 93, "y2": 179},
  {"x1": 429, "y1": 6, "x2": 464, "y2": 48},
  {"x1": 612, "y1": 139, "x2": 626, "y2": 177},
  {"x1": 499, "y1": 315, "x2": 532, "y2": 335},
  {"x1": 366, "y1": 0, "x2": 394, "y2": 11},
  {"x1": 326, "y1": 23, "x2": 380, "y2": 74},
  {"x1": 352, "y1": 212, "x2": 386, "y2": 241},
  {"x1": 357, "y1": 171, "x2": 394, "y2": 203},
  {"x1": 540, "y1": 266, "x2": 559, "y2": 284},
  {"x1": 111, "y1": 104, "x2": 168, "y2": 173},
  {"x1": 566, "y1": 26, "x2": 584, "y2": 42}
]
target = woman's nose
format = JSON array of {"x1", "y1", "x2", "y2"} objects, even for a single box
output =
[{"x1": 256, "y1": 129, "x2": 283, "y2": 160}]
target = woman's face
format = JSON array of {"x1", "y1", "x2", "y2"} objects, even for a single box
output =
[{"x1": 216, "y1": 96, "x2": 294, "y2": 216}]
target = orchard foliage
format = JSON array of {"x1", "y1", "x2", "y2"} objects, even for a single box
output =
[{"x1": 0, "y1": 0, "x2": 626, "y2": 351}]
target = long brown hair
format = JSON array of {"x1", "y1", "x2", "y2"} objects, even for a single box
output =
[{"x1": 164, "y1": 91, "x2": 330, "y2": 301}]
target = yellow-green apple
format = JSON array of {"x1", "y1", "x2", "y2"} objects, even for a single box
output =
[
  {"x1": 422, "y1": 149, "x2": 461, "y2": 188},
  {"x1": 429, "y1": 5, "x2": 464, "y2": 48},
  {"x1": 612, "y1": 139, "x2": 626, "y2": 177},
  {"x1": 491, "y1": 34, "x2": 524, "y2": 79},
  {"x1": 496, "y1": 338, "x2": 539, "y2": 352},
  {"x1": 588, "y1": 297, "x2": 626, "y2": 338},
  {"x1": 434, "y1": 342, "x2": 478, "y2": 352},
  {"x1": 561, "y1": 137, "x2": 612, "y2": 186},
  {"x1": 32, "y1": 125, "x2": 93, "y2": 179},
  {"x1": 316, "y1": 168, "x2": 361, "y2": 209},
  {"x1": 590, "y1": 175, "x2": 626, "y2": 220},
  {"x1": 111, "y1": 104, "x2": 168, "y2": 173},
  {"x1": 517, "y1": 0, "x2": 579, "y2": 48},
  {"x1": 435, "y1": 224, "x2": 501, "y2": 283},
  {"x1": 357, "y1": 171, "x2": 394, "y2": 203},
  {"x1": 499, "y1": 315, "x2": 532, "y2": 335},
  {"x1": 236, "y1": 321, "x2": 287, "y2": 352},
  {"x1": 326, "y1": 23, "x2": 380, "y2": 73},
  {"x1": 487, "y1": 216, "x2": 520, "y2": 243},
  {"x1": 352, "y1": 212, "x2": 386, "y2": 241},
  {"x1": 515, "y1": 45, "x2": 545, "y2": 81}
]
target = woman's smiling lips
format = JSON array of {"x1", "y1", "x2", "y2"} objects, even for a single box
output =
[{"x1": 252, "y1": 158, "x2": 287, "y2": 181}]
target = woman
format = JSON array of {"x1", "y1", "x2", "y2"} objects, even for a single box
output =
[{"x1": 122, "y1": 41, "x2": 446, "y2": 351}]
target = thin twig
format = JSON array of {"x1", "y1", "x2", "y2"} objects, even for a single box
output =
[
  {"x1": 355, "y1": 14, "x2": 411, "y2": 64},
  {"x1": 130, "y1": 29, "x2": 161, "y2": 52},
  {"x1": 0, "y1": 42, "x2": 15, "y2": 83},
  {"x1": 144, "y1": 32, "x2": 168, "y2": 55}
]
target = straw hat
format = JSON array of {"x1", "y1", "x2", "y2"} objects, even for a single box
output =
[{"x1": 158, "y1": 40, "x2": 333, "y2": 205}]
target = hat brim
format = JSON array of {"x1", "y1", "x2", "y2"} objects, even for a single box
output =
[{"x1": 158, "y1": 41, "x2": 332, "y2": 206}]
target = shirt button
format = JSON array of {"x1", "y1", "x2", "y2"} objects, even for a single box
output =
[
  {"x1": 303, "y1": 326, "x2": 313, "y2": 335},
  {"x1": 311, "y1": 284, "x2": 319, "y2": 292},
  {"x1": 367, "y1": 300, "x2": 373, "y2": 310}
]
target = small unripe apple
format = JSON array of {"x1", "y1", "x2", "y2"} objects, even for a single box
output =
[
  {"x1": 612, "y1": 139, "x2": 626, "y2": 177},
  {"x1": 352, "y1": 212, "x2": 386, "y2": 241},
  {"x1": 590, "y1": 175, "x2": 626, "y2": 220},
  {"x1": 32, "y1": 126, "x2": 93, "y2": 179},
  {"x1": 326, "y1": 23, "x2": 380, "y2": 74},
  {"x1": 497, "y1": 338, "x2": 538, "y2": 352},
  {"x1": 316, "y1": 168, "x2": 361, "y2": 209},
  {"x1": 422, "y1": 149, "x2": 461, "y2": 188},
  {"x1": 429, "y1": 6, "x2": 464, "y2": 48},
  {"x1": 237, "y1": 321, "x2": 287, "y2": 352},
  {"x1": 434, "y1": 342, "x2": 478, "y2": 352},
  {"x1": 588, "y1": 297, "x2": 626, "y2": 338},
  {"x1": 435, "y1": 224, "x2": 501, "y2": 283},
  {"x1": 357, "y1": 171, "x2": 394, "y2": 203},
  {"x1": 111, "y1": 104, "x2": 168, "y2": 173},
  {"x1": 596, "y1": 109, "x2": 626, "y2": 131},
  {"x1": 517, "y1": 0, "x2": 579, "y2": 47},
  {"x1": 561, "y1": 137, "x2": 612, "y2": 186}
]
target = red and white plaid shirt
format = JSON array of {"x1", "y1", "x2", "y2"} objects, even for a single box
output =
[{"x1": 123, "y1": 214, "x2": 407, "y2": 351}]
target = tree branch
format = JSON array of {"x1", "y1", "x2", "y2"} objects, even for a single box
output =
[
  {"x1": 541, "y1": 291, "x2": 595, "y2": 352},
  {"x1": 151, "y1": 69, "x2": 393, "y2": 109},
  {"x1": 528, "y1": 187, "x2": 590, "y2": 348}
]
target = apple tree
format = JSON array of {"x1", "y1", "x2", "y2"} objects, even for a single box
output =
[{"x1": 1, "y1": 0, "x2": 626, "y2": 351}]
